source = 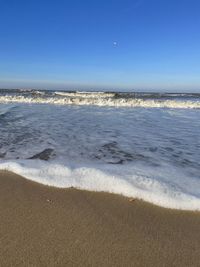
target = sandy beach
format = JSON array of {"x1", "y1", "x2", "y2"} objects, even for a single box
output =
[{"x1": 1, "y1": 170, "x2": 200, "y2": 266}]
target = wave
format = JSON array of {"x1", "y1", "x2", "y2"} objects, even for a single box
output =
[
  {"x1": 0, "y1": 94, "x2": 199, "y2": 109},
  {"x1": 54, "y1": 91, "x2": 116, "y2": 98},
  {"x1": 0, "y1": 105, "x2": 16, "y2": 118},
  {"x1": 0, "y1": 159, "x2": 200, "y2": 211}
]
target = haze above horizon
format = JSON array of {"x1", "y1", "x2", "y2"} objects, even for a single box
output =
[{"x1": 0, "y1": 0, "x2": 200, "y2": 92}]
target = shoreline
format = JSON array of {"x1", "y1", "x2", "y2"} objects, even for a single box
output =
[{"x1": 1, "y1": 170, "x2": 200, "y2": 266}]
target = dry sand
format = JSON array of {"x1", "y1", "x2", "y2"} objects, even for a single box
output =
[{"x1": 1, "y1": 170, "x2": 200, "y2": 266}]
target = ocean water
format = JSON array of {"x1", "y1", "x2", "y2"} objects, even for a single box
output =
[{"x1": 0, "y1": 89, "x2": 200, "y2": 210}]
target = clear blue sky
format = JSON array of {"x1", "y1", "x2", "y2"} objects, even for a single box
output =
[{"x1": 0, "y1": 0, "x2": 200, "y2": 91}]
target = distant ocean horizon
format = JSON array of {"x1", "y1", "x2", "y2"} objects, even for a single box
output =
[{"x1": 1, "y1": 86, "x2": 200, "y2": 93}]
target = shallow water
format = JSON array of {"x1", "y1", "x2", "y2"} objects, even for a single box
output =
[{"x1": 0, "y1": 90, "x2": 200, "y2": 210}]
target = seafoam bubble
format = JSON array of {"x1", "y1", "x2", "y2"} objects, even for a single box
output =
[{"x1": 0, "y1": 160, "x2": 200, "y2": 211}]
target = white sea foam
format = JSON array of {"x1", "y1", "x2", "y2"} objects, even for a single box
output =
[
  {"x1": 0, "y1": 160, "x2": 200, "y2": 211},
  {"x1": 0, "y1": 94, "x2": 199, "y2": 108},
  {"x1": 0, "y1": 99, "x2": 199, "y2": 211}
]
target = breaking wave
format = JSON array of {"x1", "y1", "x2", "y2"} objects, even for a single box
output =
[{"x1": 0, "y1": 92, "x2": 199, "y2": 109}]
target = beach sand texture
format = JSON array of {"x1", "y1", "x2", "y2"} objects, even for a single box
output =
[{"x1": 1, "y1": 171, "x2": 200, "y2": 267}]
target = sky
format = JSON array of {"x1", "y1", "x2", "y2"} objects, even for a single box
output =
[{"x1": 0, "y1": 0, "x2": 200, "y2": 92}]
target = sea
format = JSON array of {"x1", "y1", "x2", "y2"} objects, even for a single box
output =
[{"x1": 0, "y1": 88, "x2": 200, "y2": 210}]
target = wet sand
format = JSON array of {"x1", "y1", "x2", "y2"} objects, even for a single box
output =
[{"x1": 1, "y1": 170, "x2": 200, "y2": 266}]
